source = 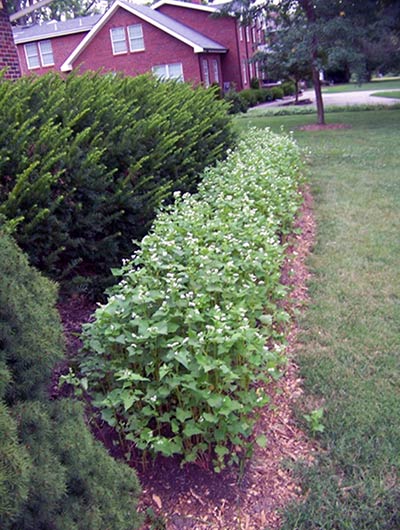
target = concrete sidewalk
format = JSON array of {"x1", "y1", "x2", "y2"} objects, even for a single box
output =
[{"x1": 252, "y1": 88, "x2": 400, "y2": 110}]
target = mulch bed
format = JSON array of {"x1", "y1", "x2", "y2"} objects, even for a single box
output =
[{"x1": 56, "y1": 186, "x2": 318, "y2": 530}]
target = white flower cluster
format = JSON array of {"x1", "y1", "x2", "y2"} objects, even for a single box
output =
[{"x1": 84, "y1": 126, "x2": 303, "y2": 412}]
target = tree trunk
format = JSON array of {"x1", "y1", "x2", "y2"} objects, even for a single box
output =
[
  {"x1": 294, "y1": 79, "x2": 299, "y2": 104},
  {"x1": 299, "y1": 0, "x2": 326, "y2": 125},
  {"x1": 311, "y1": 65, "x2": 325, "y2": 125}
]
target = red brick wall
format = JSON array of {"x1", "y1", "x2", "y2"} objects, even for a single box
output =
[
  {"x1": 0, "y1": 5, "x2": 21, "y2": 79},
  {"x1": 74, "y1": 7, "x2": 203, "y2": 84},
  {"x1": 155, "y1": 4, "x2": 255, "y2": 90},
  {"x1": 17, "y1": 32, "x2": 86, "y2": 76}
]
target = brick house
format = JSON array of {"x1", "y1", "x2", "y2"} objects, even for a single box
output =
[
  {"x1": 0, "y1": 0, "x2": 21, "y2": 79},
  {"x1": 12, "y1": 0, "x2": 265, "y2": 90}
]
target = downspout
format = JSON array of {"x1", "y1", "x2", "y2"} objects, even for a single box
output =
[
  {"x1": 198, "y1": 53, "x2": 203, "y2": 85},
  {"x1": 235, "y1": 20, "x2": 243, "y2": 90}
]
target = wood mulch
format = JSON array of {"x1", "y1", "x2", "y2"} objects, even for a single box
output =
[{"x1": 57, "y1": 186, "x2": 317, "y2": 530}]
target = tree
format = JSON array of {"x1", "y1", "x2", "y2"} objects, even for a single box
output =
[
  {"x1": 227, "y1": 0, "x2": 400, "y2": 125},
  {"x1": 6, "y1": 0, "x2": 99, "y2": 24},
  {"x1": 254, "y1": 21, "x2": 312, "y2": 104}
]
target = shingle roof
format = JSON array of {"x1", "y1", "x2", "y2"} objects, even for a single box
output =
[
  {"x1": 119, "y1": 1, "x2": 226, "y2": 52},
  {"x1": 152, "y1": 0, "x2": 219, "y2": 14},
  {"x1": 13, "y1": 14, "x2": 102, "y2": 44}
]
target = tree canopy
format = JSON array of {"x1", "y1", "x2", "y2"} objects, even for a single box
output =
[
  {"x1": 228, "y1": 0, "x2": 400, "y2": 124},
  {"x1": 6, "y1": 0, "x2": 99, "y2": 23}
]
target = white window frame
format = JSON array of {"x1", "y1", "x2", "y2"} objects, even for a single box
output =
[
  {"x1": 128, "y1": 24, "x2": 145, "y2": 52},
  {"x1": 110, "y1": 26, "x2": 127, "y2": 55},
  {"x1": 249, "y1": 61, "x2": 254, "y2": 80},
  {"x1": 24, "y1": 43, "x2": 40, "y2": 69},
  {"x1": 152, "y1": 62, "x2": 184, "y2": 81},
  {"x1": 245, "y1": 26, "x2": 250, "y2": 42},
  {"x1": 167, "y1": 62, "x2": 184, "y2": 81},
  {"x1": 24, "y1": 40, "x2": 54, "y2": 69},
  {"x1": 38, "y1": 40, "x2": 54, "y2": 67},
  {"x1": 211, "y1": 59, "x2": 219, "y2": 84},
  {"x1": 238, "y1": 21, "x2": 243, "y2": 42},
  {"x1": 242, "y1": 59, "x2": 248, "y2": 85},
  {"x1": 202, "y1": 59, "x2": 210, "y2": 87}
]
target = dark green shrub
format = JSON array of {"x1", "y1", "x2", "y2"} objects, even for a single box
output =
[
  {"x1": 246, "y1": 88, "x2": 270, "y2": 105},
  {"x1": 281, "y1": 81, "x2": 296, "y2": 96},
  {"x1": 271, "y1": 86, "x2": 284, "y2": 100},
  {"x1": 0, "y1": 229, "x2": 142, "y2": 529},
  {"x1": 262, "y1": 88, "x2": 274, "y2": 102},
  {"x1": 209, "y1": 82, "x2": 222, "y2": 98},
  {"x1": 0, "y1": 72, "x2": 235, "y2": 294},
  {"x1": 0, "y1": 398, "x2": 31, "y2": 524},
  {"x1": 239, "y1": 88, "x2": 259, "y2": 107},
  {"x1": 250, "y1": 77, "x2": 260, "y2": 89},
  {"x1": 0, "y1": 224, "x2": 64, "y2": 403},
  {"x1": 10, "y1": 400, "x2": 141, "y2": 530},
  {"x1": 224, "y1": 88, "x2": 249, "y2": 114}
]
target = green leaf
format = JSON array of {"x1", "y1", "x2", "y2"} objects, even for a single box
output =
[
  {"x1": 154, "y1": 321, "x2": 169, "y2": 335},
  {"x1": 153, "y1": 436, "x2": 182, "y2": 457},
  {"x1": 202, "y1": 412, "x2": 218, "y2": 423},
  {"x1": 256, "y1": 434, "x2": 268, "y2": 448},
  {"x1": 176, "y1": 408, "x2": 192, "y2": 423},
  {"x1": 258, "y1": 314, "x2": 273, "y2": 326},
  {"x1": 159, "y1": 364, "x2": 170, "y2": 380},
  {"x1": 215, "y1": 445, "x2": 229, "y2": 458},
  {"x1": 122, "y1": 391, "x2": 136, "y2": 411},
  {"x1": 183, "y1": 422, "x2": 204, "y2": 438}
]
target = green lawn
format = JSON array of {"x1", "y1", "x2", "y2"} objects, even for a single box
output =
[
  {"x1": 322, "y1": 78, "x2": 400, "y2": 93},
  {"x1": 371, "y1": 90, "x2": 400, "y2": 99},
  {"x1": 235, "y1": 109, "x2": 400, "y2": 529}
]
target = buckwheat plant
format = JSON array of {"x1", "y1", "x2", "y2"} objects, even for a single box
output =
[{"x1": 80, "y1": 128, "x2": 304, "y2": 470}]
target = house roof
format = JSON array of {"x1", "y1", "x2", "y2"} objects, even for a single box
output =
[
  {"x1": 153, "y1": 0, "x2": 233, "y2": 15},
  {"x1": 12, "y1": 14, "x2": 102, "y2": 44},
  {"x1": 61, "y1": 0, "x2": 227, "y2": 72},
  {"x1": 152, "y1": 0, "x2": 219, "y2": 14}
]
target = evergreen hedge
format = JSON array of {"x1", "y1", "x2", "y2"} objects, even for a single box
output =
[
  {"x1": 0, "y1": 227, "x2": 142, "y2": 529},
  {"x1": 0, "y1": 71, "x2": 234, "y2": 294}
]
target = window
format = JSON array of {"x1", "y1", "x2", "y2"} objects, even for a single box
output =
[
  {"x1": 202, "y1": 59, "x2": 210, "y2": 87},
  {"x1": 211, "y1": 59, "x2": 219, "y2": 84},
  {"x1": 242, "y1": 59, "x2": 248, "y2": 85},
  {"x1": 249, "y1": 61, "x2": 254, "y2": 80},
  {"x1": 168, "y1": 62, "x2": 183, "y2": 80},
  {"x1": 38, "y1": 40, "x2": 54, "y2": 66},
  {"x1": 128, "y1": 24, "x2": 144, "y2": 52},
  {"x1": 110, "y1": 25, "x2": 144, "y2": 55},
  {"x1": 152, "y1": 63, "x2": 183, "y2": 81},
  {"x1": 110, "y1": 27, "x2": 127, "y2": 54},
  {"x1": 24, "y1": 40, "x2": 54, "y2": 69},
  {"x1": 238, "y1": 21, "x2": 243, "y2": 41},
  {"x1": 245, "y1": 26, "x2": 250, "y2": 42},
  {"x1": 25, "y1": 43, "x2": 40, "y2": 69}
]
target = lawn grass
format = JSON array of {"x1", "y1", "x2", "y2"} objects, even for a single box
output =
[
  {"x1": 235, "y1": 108, "x2": 400, "y2": 529},
  {"x1": 322, "y1": 78, "x2": 400, "y2": 93},
  {"x1": 371, "y1": 90, "x2": 400, "y2": 99}
]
